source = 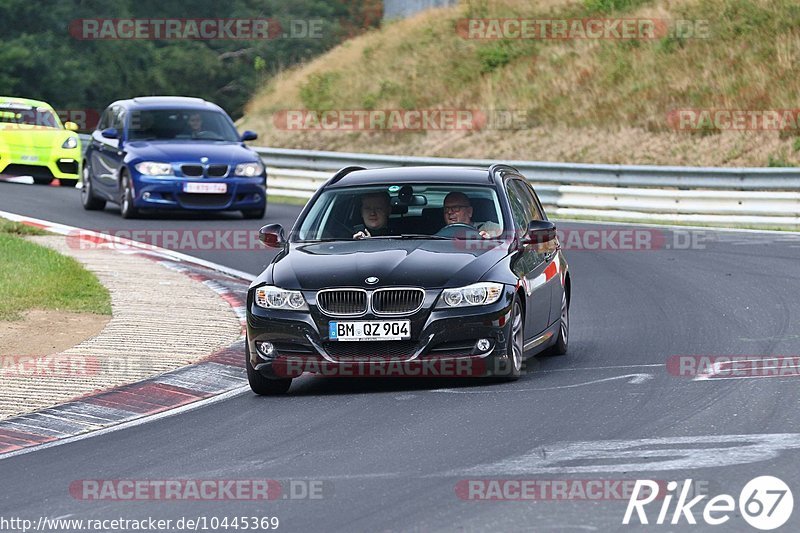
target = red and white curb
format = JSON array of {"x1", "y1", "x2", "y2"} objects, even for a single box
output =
[{"x1": 0, "y1": 211, "x2": 256, "y2": 460}]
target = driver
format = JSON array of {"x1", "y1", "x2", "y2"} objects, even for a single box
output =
[
  {"x1": 353, "y1": 192, "x2": 392, "y2": 239},
  {"x1": 187, "y1": 112, "x2": 204, "y2": 137},
  {"x1": 442, "y1": 192, "x2": 501, "y2": 238}
]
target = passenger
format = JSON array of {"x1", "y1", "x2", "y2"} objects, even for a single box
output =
[
  {"x1": 442, "y1": 192, "x2": 502, "y2": 238},
  {"x1": 353, "y1": 192, "x2": 392, "y2": 239}
]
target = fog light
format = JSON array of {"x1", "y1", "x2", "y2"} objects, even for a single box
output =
[
  {"x1": 256, "y1": 341, "x2": 275, "y2": 360},
  {"x1": 476, "y1": 338, "x2": 492, "y2": 352},
  {"x1": 142, "y1": 192, "x2": 151, "y2": 200}
]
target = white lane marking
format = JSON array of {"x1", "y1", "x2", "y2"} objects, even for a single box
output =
[
  {"x1": 0, "y1": 210, "x2": 256, "y2": 281},
  {"x1": 0, "y1": 385, "x2": 250, "y2": 462},
  {"x1": 537, "y1": 363, "x2": 664, "y2": 373},
  {"x1": 431, "y1": 373, "x2": 653, "y2": 394},
  {"x1": 455, "y1": 433, "x2": 800, "y2": 475}
]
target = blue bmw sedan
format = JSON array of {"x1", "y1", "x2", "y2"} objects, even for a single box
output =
[{"x1": 81, "y1": 96, "x2": 267, "y2": 218}]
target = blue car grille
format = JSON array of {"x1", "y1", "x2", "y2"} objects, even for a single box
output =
[{"x1": 180, "y1": 164, "x2": 229, "y2": 178}]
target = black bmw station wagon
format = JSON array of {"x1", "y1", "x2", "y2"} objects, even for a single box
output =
[{"x1": 245, "y1": 165, "x2": 570, "y2": 394}]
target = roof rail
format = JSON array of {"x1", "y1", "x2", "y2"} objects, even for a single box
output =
[
  {"x1": 328, "y1": 165, "x2": 366, "y2": 185},
  {"x1": 487, "y1": 163, "x2": 520, "y2": 183}
]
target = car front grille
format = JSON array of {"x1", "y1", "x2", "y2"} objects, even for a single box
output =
[
  {"x1": 207, "y1": 164, "x2": 228, "y2": 177},
  {"x1": 177, "y1": 193, "x2": 231, "y2": 208},
  {"x1": 1, "y1": 164, "x2": 54, "y2": 179},
  {"x1": 372, "y1": 288, "x2": 424, "y2": 315},
  {"x1": 180, "y1": 164, "x2": 229, "y2": 178},
  {"x1": 317, "y1": 289, "x2": 367, "y2": 316},
  {"x1": 181, "y1": 164, "x2": 203, "y2": 177},
  {"x1": 323, "y1": 340, "x2": 419, "y2": 362}
]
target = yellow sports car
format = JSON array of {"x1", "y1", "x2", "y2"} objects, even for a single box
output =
[{"x1": 0, "y1": 96, "x2": 81, "y2": 186}]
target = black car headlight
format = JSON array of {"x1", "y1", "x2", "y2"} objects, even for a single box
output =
[
  {"x1": 254, "y1": 286, "x2": 308, "y2": 311},
  {"x1": 234, "y1": 161, "x2": 264, "y2": 177},
  {"x1": 436, "y1": 282, "x2": 504, "y2": 308}
]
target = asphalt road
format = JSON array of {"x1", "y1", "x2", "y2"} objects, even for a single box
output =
[{"x1": 2, "y1": 181, "x2": 800, "y2": 532}]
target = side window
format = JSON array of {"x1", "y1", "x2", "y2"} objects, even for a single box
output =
[
  {"x1": 111, "y1": 107, "x2": 126, "y2": 132},
  {"x1": 505, "y1": 179, "x2": 529, "y2": 234},
  {"x1": 510, "y1": 179, "x2": 542, "y2": 224},
  {"x1": 97, "y1": 108, "x2": 112, "y2": 130},
  {"x1": 518, "y1": 180, "x2": 545, "y2": 221}
]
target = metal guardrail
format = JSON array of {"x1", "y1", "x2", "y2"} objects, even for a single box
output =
[
  {"x1": 78, "y1": 134, "x2": 800, "y2": 227},
  {"x1": 257, "y1": 147, "x2": 800, "y2": 228}
]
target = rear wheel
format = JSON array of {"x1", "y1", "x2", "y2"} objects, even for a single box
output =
[
  {"x1": 81, "y1": 164, "x2": 106, "y2": 211},
  {"x1": 59, "y1": 178, "x2": 78, "y2": 187},
  {"x1": 119, "y1": 171, "x2": 138, "y2": 219},
  {"x1": 246, "y1": 341, "x2": 292, "y2": 395},
  {"x1": 33, "y1": 176, "x2": 53, "y2": 185},
  {"x1": 546, "y1": 291, "x2": 569, "y2": 356}
]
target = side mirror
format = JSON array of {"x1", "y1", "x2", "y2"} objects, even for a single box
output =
[
  {"x1": 241, "y1": 130, "x2": 258, "y2": 142},
  {"x1": 100, "y1": 127, "x2": 118, "y2": 139},
  {"x1": 259, "y1": 224, "x2": 285, "y2": 248},
  {"x1": 64, "y1": 121, "x2": 79, "y2": 131},
  {"x1": 522, "y1": 220, "x2": 557, "y2": 245}
]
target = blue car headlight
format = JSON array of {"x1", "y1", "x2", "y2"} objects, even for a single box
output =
[
  {"x1": 135, "y1": 162, "x2": 174, "y2": 176},
  {"x1": 234, "y1": 161, "x2": 264, "y2": 177},
  {"x1": 436, "y1": 282, "x2": 504, "y2": 308}
]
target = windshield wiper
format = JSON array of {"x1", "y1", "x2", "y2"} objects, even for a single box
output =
[{"x1": 369, "y1": 234, "x2": 452, "y2": 240}]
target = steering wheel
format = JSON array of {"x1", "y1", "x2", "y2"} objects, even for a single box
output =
[{"x1": 435, "y1": 223, "x2": 478, "y2": 238}]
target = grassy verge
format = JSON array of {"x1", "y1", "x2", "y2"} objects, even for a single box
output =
[
  {"x1": 268, "y1": 194, "x2": 310, "y2": 206},
  {"x1": 0, "y1": 218, "x2": 112, "y2": 320},
  {"x1": 241, "y1": 0, "x2": 800, "y2": 167}
]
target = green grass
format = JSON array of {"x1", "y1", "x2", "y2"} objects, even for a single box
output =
[{"x1": 0, "y1": 219, "x2": 112, "y2": 321}]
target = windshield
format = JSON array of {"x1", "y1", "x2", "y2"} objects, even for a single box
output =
[
  {"x1": 0, "y1": 105, "x2": 61, "y2": 128},
  {"x1": 295, "y1": 184, "x2": 505, "y2": 242},
  {"x1": 128, "y1": 108, "x2": 239, "y2": 141}
]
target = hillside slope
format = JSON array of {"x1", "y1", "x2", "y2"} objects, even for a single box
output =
[{"x1": 240, "y1": 0, "x2": 800, "y2": 167}]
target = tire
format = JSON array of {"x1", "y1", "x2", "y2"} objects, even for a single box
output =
[
  {"x1": 246, "y1": 341, "x2": 292, "y2": 395},
  {"x1": 81, "y1": 164, "x2": 106, "y2": 211},
  {"x1": 545, "y1": 290, "x2": 569, "y2": 356},
  {"x1": 241, "y1": 207, "x2": 266, "y2": 219},
  {"x1": 493, "y1": 297, "x2": 524, "y2": 381},
  {"x1": 33, "y1": 176, "x2": 53, "y2": 185},
  {"x1": 59, "y1": 178, "x2": 78, "y2": 187},
  {"x1": 119, "y1": 171, "x2": 138, "y2": 219}
]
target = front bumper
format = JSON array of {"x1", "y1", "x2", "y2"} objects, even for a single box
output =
[
  {"x1": 0, "y1": 152, "x2": 80, "y2": 180},
  {"x1": 246, "y1": 287, "x2": 516, "y2": 378},
  {"x1": 130, "y1": 175, "x2": 266, "y2": 211}
]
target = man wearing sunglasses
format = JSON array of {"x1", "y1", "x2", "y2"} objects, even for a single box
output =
[{"x1": 442, "y1": 191, "x2": 502, "y2": 238}]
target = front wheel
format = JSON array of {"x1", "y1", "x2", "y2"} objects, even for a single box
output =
[
  {"x1": 492, "y1": 297, "x2": 523, "y2": 381},
  {"x1": 246, "y1": 342, "x2": 292, "y2": 395},
  {"x1": 119, "y1": 172, "x2": 138, "y2": 219}
]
